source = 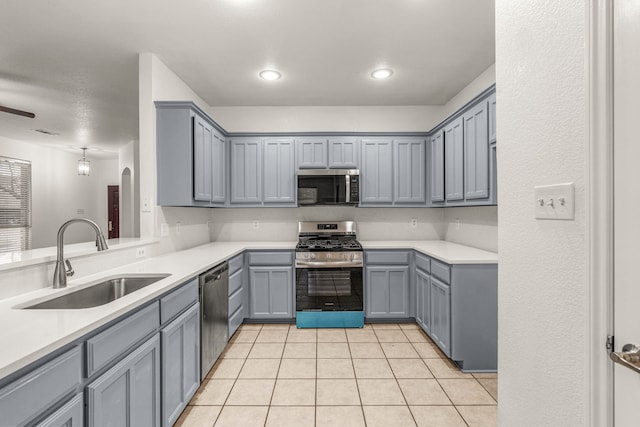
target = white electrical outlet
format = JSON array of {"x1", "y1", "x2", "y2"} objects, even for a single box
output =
[
  {"x1": 534, "y1": 183, "x2": 575, "y2": 220},
  {"x1": 175, "y1": 221, "x2": 182, "y2": 235},
  {"x1": 410, "y1": 219, "x2": 418, "y2": 228},
  {"x1": 455, "y1": 218, "x2": 461, "y2": 230},
  {"x1": 136, "y1": 247, "x2": 147, "y2": 259},
  {"x1": 252, "y1": 220, "x2": 260, "y2": 229},
  {"x1": 142, "y1": 196, "x2": 152, "y2": 213},
  {"x1": 160, "y1": 222, "x2": 169, "y2": 237}
]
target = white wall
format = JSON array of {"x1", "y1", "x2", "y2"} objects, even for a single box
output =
[
  {"x1": 438, "y1": 64, "x2": 496, "y2": 123},
  {"x1": 138, "y1": 54, "x2": 214, "y2": 255},
  {"x1": 442, "y1": 206, "x2": 497, "y2": 252},
  {"x1": 209, "y1": 207, "x2": 444, "y2": 242},
  {"x1": 0, "y1": 136, "x2": 118, "y2": 248},
  {"x1": 118, "y1": 140, "x2": 138, "y2": 238},
  {"x1": 496, "y1": 1, "x2": 588, "y2": 425}
]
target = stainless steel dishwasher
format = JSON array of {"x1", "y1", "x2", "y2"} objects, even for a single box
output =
[{"x1": 199, "y1": 262, "x2": 228, "y2": 380}]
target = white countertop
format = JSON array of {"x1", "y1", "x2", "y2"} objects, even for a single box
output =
[
  {"x1": 361, "y1": 240, "x2": 498, "y2": 264},
  {"x1": 0, "y1": 239, "x2": 495, "y2": 381}
]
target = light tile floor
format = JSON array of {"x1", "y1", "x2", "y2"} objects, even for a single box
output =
[{"x1": 175, "y1": 323, "x2": 497, "y2": 427}]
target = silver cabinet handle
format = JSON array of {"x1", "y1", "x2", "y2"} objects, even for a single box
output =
[{"x1": 610, "y1": 344, "x2": 640, "y2": 374}]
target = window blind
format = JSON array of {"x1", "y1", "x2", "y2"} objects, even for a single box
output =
[{"x1": 0, "y1": 157, "x2": 32, "y2": 252}]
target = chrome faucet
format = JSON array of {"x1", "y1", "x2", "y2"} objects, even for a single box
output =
[{"x1": 53, "y1": 218, "x2": 109, "y2": 288}]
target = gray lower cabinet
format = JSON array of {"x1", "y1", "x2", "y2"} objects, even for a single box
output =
[
  {"x1": 328, "y1": 138, "x2": 359, "y2": 169},
  {"x1": 429, "y1": 277, "x2": 451, "y2": 357},
  {"x1": 230, "y1": 138, "x2": 262, "y2": 204},
  {"x1": 415, "y1": 268, "x2": 431, "y2": 334},
  {"x1": 161, "y1": 303, "x2": 200, "y2": 427},
  {"x1": 394, "y1": 138, "x2": 426, "y2": 204},
  {"x1": 249, "y1": 266, "x2": 293, "y2": 319},
  {"x1": 361, "y1": 139, "x2": 393, "y2": 204},
  {"x1": 86, "y1": 334, "x2": 161, "y2": 427},
  {"x1": 365, "y1": 266, "x2": 410, "y2": 318},
  {"x1": 228, "y1": 253, "x2": 246, "y2": 337},
  {"x1": 444, "y1": 117, "x2": 464, "y2": 201},
  {"x1": 297, "y1": 138, "x2": 328, "y2": 168},
  {"x1": 263, "y1": 138, "x2": 296, "y2": 204},
  {"x1": 0, "y1": 346, "x2": 82, "y2": 427},
  {"x1": 35, "y1": 393, "x2": 83, "y2": 427}
]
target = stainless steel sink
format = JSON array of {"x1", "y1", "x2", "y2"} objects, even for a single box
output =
[{"x1": 23, "y1": 274, "x2": 171, "y2": 309}]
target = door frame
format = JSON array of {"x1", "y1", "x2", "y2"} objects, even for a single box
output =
[{"x1": 587, "y1": 0, "x2": 614, "y2": 425}]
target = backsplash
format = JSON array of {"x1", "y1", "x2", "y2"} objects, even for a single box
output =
[
  {"x1": 208, "y1": 207, "x2": 445, "y2": 242},
  {"x1": 442, "y1": 206, "x2": 498, "y2": 252}
]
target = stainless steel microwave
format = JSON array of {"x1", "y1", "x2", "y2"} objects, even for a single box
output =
[{"x1": 297, "y1": 169, "x2": 359, "y2": 206}]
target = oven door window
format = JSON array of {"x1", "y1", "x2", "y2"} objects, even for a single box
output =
[{"x1": 296, "y1": 267, "x2": 363, "y2": 311}]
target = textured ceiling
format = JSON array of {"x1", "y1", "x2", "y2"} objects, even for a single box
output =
[{"x1": 0, "y1": 0, "x2": 495, "y2": 152}]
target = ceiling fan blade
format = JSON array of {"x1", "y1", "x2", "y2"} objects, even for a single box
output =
[{"x1": 0, "y1": 105, "x2": 35, "y2": 119}]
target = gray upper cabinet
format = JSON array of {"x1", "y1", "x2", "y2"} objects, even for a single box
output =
[
  {"x1": 429, "y1": 131, "x2": 445, "y2": 204},
  {"x1": 488, "y1": 93, "x2": 497, "y2": 144},
  {"x1": 156, "y1": 102, "x2": 226, "y2": 207},
  {"x1": 361, "y1": 139, "x2": 393, "y2": 204},
  {"x1": 444, "y1": 117, "x2": 464, "y2": 201},
  {"x1": 328, "y1": 138, "x2": 359, "y2": 169},
  {"x1": 230, "y1": 138, "x2": 262, "y2": 204},
  {"x1": 211, "y1": 131, "x2": 226, "y2": 203},
  {"x1": 263, "y1": 138, "x2": 296, "y2": 204},
  {"x1": 464, "y1": 102, "x2": 490, "y2": 200},
  {"x1": 193, "y1": 115, "x2": 213, "y2": 202},
  {"x1": 394, "y1": 138, "x2": 426, "y2": 204},
  {"x1": 297, "y1": 138, "x2": 328, "y2": 168}
]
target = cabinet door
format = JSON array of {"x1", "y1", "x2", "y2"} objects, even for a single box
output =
[
  {"x1": 415, "y1": 268, "x2": 431, "y2": 334},
  {"x1": 488, "y1": 94, "x2": 497, "y2": 144},
  {"x1": 264, "y1": 138, "x2": 296, "y2": 204},
  {"x1": 35, "y1": 393, "x2": 83, "y2": 427},
  {"x1": 230, "y1": 138, "x2": 262, "y2": 204},
  {"x1": 361, "y1": 139, "x2": 393, "y2": 204},
  {"x1": 211, "y1": 130, "x2": 226, "y2": 203},
  {"x1": 444, "y1": 117, "x2": 464, "y2": 201},
  {"x1": 430, "y1": 131, "x2": 445, "y2": 203},
  {"x1": 87, "y1": 334, "x2": 161, "y2": 427},
  {"x1": 394, "y1": 139, "x2": 426, "y2": 203},
  {"x1": 328, "y1": 138, "x2": 359, "y2": 169},
  {"x1": 365, "y1": 266, "x2": 409, "y2": 318},
  {"x1": 193, "y1": 115, "x2": 213, "y2": 202},
  {"x1": 430, "y1": 277, "x2": 451, "y2": 356},
  {"x1": 161, "y1": 304, "x2": 200, "y2": 427},
  {"x1": 464, "y1": 102, "x2": 490, "y2": 200},
  {"x1": 249, "y1": 267, "x2": 293, "y2": 318},
  {"x1": 297, "y1": 138, "x2": 328, "y2": 168}
]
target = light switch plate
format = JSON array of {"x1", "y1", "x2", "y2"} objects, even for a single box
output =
[{"x1": 534, "y1": 183, "x2": 575, "y2": 220}]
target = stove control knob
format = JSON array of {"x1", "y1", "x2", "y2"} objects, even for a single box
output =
[{"x1": 310, "y1": 253, "x2": 316, "y2": 260}]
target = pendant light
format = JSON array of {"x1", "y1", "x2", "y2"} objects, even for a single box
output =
[{"x1": 78, "y1": 147, "x2": 90, "y2": 176}]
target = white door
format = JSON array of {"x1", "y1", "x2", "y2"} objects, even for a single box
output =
[{"x1": 613, "y1": 1, "x2": 640, "y2": 424}]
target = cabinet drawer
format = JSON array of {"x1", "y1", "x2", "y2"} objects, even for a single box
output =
[
  {"x1": 365, "y1": 250, "x2": 411, "y2": 265},
  {"x1": 0, "y1": 346, "x2": 82, "y2": 427},
  {"x1": 248, "y1": 251, "x2": 293, "y2": 266},
  {"x1": 229, "y1": 269, "x2": 243, "y2": 296},
  {"x1": 86, "y1": 302, "x2": 159, "y2": 377},
  {"x1": 228, "y1": 287, "x2": 243, "y2": 316},
  {"x1": 160, "y1": 277, "x2": 198, "y2": 324},
  {"x1": 229, "y1": 306, "x2": 244, "y2": 337},
  {"x1": 228, "y1": 254, "x2": 244, "y2": 275},
  {"x1": 415, "y1": 252, "x2": 431, "y2": 272},
  {"x1": 431, "y1": 260, "x2": 451, "y2": 284}
]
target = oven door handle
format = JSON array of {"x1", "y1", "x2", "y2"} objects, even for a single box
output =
[{"x1": 295, "y1": 260, "x2": 363, "y2": 268}]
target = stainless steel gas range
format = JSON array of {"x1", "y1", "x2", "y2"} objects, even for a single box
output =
[{"x1": 295, "y1": 221, "x2": 364, "y2": 328}]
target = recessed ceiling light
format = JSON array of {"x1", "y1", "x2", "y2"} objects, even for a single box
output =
[
  {"x1": 259, "y1": 70, "x2": 282, "y2": 81},
  {"x1": 371, "y1": 68, "x2": 394, "y2": 80}
]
